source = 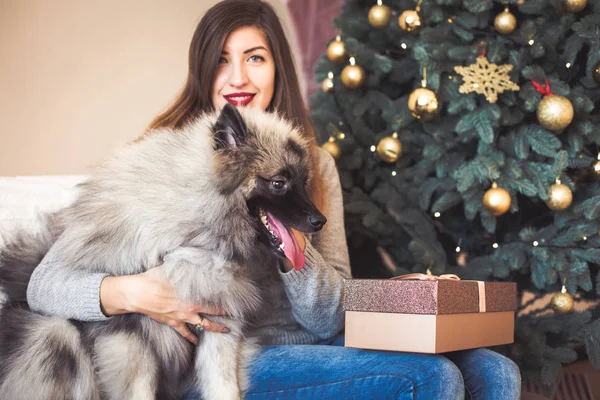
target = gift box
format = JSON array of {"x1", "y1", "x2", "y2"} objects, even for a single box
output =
[{"x1": 343, "y1": 275, "x2": 517, "y2": 354}]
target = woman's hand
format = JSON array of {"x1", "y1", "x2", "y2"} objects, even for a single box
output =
[
  {"x1": 100, "y1": 270, "x2": 229, "y2": 344},
  {"x1": 292, "y1": 229, "x2": 306, "y2": 251}
]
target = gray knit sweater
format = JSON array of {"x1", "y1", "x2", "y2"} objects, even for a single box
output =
[{"x1": 27, "y1": 148, "x2": 351, "y2": 345}]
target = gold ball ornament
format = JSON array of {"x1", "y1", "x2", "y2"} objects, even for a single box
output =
[
  {"x1": 482, "y1": 183, "x2": 511, "y2": 216},
  {"x1": 593, "y1": 61, "x2": 600, "y2": 85},
  {"x1": 321, "y1": 72, "x2": 334, "y2": 93},
  {"x1": 547, "y1": 181, "x2": 573, "y2": 211},
  {"x1": 537, "y1": 94, "x2": 574, "y2": 133},
  {"x1": 369, "y1": 2, "x2": 392, "y2": 29},
  {"x1": 398, "y1": 10, "x2": 422, "y2": 32},
  {"x1": 341, "y1": 58, "x2": 365, "y2": 89},
  {"x1": 322, "y1": 139, "x2": 341, "y2": 161},
  {"x1": 551, "y1": 287, "x2": 574, "y2": 314},
  {"x1": 494, "y1": 8, "x2": 517, "y2": 35},
  {"x1": 408, "y1": 87, "x2": 439, "y2": 120},
  {"x1": 564, "y1": 0, "x2": 587, "y2": 12},
  {"x1": 376, "y1": 133, "x2": 402, "y2": 163},
  {"x1": 327, "y1": 37, "x2": 347, "y2": 64}
]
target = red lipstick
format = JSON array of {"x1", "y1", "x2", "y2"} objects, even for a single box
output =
[{"x1": 223, "y1": 92, "x2": 256, "y2": 106}]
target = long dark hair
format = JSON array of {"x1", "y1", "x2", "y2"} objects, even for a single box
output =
[{"x1": 147, "y1": 0, "x2": 325, "y2": 211}]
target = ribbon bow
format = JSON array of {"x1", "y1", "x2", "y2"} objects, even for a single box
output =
[
  {"x1": 391, "y1": 273, "x2": 460, "y2": 281},
  {"x1": 531, "y1": 78, "x2": 552, "y2": 97}
]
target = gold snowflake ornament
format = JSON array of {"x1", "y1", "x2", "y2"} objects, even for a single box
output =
[{"x1": 453, "y1": 56, "x2": 520, "y2": 103}]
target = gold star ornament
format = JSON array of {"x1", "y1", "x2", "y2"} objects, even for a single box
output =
[{"x1": 453, "y1": 56, "x2": 520, "y2": 103}]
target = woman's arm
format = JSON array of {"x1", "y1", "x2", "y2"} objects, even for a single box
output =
[
  {"x1": 27, "y1": 248, "x2": 110, "y2": 321},
  {"x1": 27, "y1": 245, "x2": 228, "y2": 344},
  {"x1": 278, "y1": 149, "x2": 352, "y2": 339}
]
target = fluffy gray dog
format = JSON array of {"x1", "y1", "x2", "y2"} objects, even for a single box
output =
[{"x1": 0, "y1": 104, "x2": 326, "y2": 400}]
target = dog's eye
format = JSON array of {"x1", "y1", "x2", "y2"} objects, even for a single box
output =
[{"x1": 271, "y1": 179, "x2": 286, "y2": 190}]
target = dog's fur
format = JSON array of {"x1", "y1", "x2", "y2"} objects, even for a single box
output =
[{"x1": 0, "y1": 104, "x2": 326, "y2": 400}]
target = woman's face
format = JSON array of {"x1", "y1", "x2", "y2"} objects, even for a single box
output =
[{"x1": 211, "y1": 26, "x2": 276, "y2": 112}]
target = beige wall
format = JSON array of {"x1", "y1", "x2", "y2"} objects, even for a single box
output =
[{"x1": 0, "y1": 0, "x2": 301, "y2": 176}]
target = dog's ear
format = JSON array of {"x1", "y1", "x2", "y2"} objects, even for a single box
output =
[{"x1": 213, "y1": 103, "x2": 248, "y2": 149}]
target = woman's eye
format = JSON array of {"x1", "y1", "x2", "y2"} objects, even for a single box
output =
[
  {"x1": 248, "y1": 55, "x2": 265, "y2": 63},
  {"x1": 218, "y1": 56, "x2": 227, "y2": 64}
]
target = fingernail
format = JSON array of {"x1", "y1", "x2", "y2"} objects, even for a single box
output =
[{"x1": 223, "y1": 327, "x2": 230, "y2": 333}]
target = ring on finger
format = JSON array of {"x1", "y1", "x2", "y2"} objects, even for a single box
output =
[{"x1": 196, "y1": 316, "x2": 206, "y2": 332}]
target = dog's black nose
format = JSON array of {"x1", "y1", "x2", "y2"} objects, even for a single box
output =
[{"x1": 308, "y1": 215, "x2": 327, "y2": 230}]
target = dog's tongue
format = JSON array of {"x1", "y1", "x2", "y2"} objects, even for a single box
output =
[{"x1": 265, "y1": 212, "x2": 305, "y2": 270}]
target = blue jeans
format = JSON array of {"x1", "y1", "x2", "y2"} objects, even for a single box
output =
[{"x1": 186, "y1": 335, "x2": 521, "y2": 399}]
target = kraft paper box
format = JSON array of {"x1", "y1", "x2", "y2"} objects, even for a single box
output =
[{"x1": 343, "y1": 278, "x2": 517, "y2": 354}]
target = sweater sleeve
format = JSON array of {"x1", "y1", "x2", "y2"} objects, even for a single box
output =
[
  {"x1": 27, "y1": 242, "x2": 109, "y2": 322},
  {"x1": 278, "y1": 148, "x2": 352, "y2": 339}
]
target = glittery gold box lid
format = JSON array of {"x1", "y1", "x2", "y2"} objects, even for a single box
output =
[{"x1": 343, "y1": 279, "x2": 516, "y2": 315}]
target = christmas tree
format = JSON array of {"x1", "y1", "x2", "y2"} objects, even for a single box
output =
[{"x1": 310, "y1": 0, "x2": 600, "y2": 392}]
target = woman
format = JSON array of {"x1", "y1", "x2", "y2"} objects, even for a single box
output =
[{"x1": 27, "y1": 0, "x2": 521, "y2": 398}]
